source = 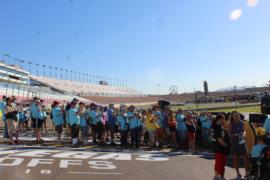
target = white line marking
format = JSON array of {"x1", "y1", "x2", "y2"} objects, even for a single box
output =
[{"x1": 68, "y1": 172, "x2": 122, "y2": 175}]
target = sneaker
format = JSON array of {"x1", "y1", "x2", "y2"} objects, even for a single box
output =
[
  {"x1": 213, "y1": 176, "x2": 221, "y2": 180},
  {"x1": 235, "y1": 174, "x2": 242, "y2": 180},
  {"x1": 111, "y1": 141, "x2": 116, "y2": 145}
]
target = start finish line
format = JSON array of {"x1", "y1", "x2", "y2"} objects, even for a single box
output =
[{"x1": 0, "y1": 149, "x2": 169, "y2": 175}]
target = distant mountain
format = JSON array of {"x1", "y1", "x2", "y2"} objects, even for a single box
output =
[{"x1": 215, "y1": 86, "x2": 256, "y2": 92}]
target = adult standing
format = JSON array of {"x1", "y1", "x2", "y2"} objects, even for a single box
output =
[
  {"x1": 107, "y1": 104, "x2": 117, "y2": 145},
  {"x1": 186, "y1": 112, "x2": 197, "y2": 153},
  {"x1": 51, "y1": 101, "x2": 64, "y2": 143},
  {"x1": 229, "y1": 111, "x2": 249, "y2": 180},
  {"x1": 176, "y1": 109, "x2": 187, "y2": 148},
  {"x1": 0, "y1": 96, "x2": 9, "y2": 138},
  {"x1": 69, "y1": 101, "x2": 80, "y2": 147},
  {"x1": 5, "y1": 97, "x2": 19, "y2": 144}
]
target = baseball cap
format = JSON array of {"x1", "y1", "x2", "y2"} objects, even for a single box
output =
[{"x1": 256, "y1": 127, "x2": 266, "y2": 136}]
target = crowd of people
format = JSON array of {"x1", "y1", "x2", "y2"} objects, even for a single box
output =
[{"x1": 0, "y1": 96, "x2": 270, "y2": 180}]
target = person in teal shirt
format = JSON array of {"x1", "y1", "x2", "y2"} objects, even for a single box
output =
[
  {"x1": 251, "y1": 127, "x2": 268, "y2": 158},
  {"x1": 176, "y1": 109, "x2": 187, "y2": 147},
  {"x1": 52, "y1": 101, "x2": 64, "y2": 142},
  {"x1": 117, "y1": 109, "x2": 128, "y2": 146},
  {"x1": 86, "y1": 103, "x2": 103, "y2": 144},
  {"x1": 263, "y1": 117, "x2": 270, "y2": 136},
  {"x1": 127, "y1": 106, "x2": 140, "y2": 148},
  {"x1": 263, "y1": 117, "x2": 270, "y2": 145},
  {"x1": 68, "y1": 101, "x2": 80, "y2": 147},
  {"x1": 78, "y1": 102, "x2": 89, "y2": 145},
  {"x1": 0, "y1": 96, "x2": 8, "y2": 138},
  {"x1": 199, "y1": 112, "x2": 212, "y2": 148}
]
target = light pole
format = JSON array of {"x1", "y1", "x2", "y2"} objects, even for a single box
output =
[
  {"x1": 70, "y1": 70, "x2": 73, "y2": 81},
  {"x1": 3, "y1": 53, "x2": 11, "y2": 64},
  {"x1": 78, "y1": 72, "x2": 81, "y2": 82},
  {"x1": 234, "y1": 86, "x2": 238, "y2": 111},
  {"x1": 49, "y1": 66, "x2": 53, "y2": 78},
  {"x1": 65, "y1": 69, "x2": 68, "y2": 80},
  {"x1": 27, "y1": 61, "x2": 33, "y2": 74},
  {"x1": 36, "y1": 63, "x2": 39, "y2": 76},
  {"x1": 42, "y1": 65, "x2": 46, "y2": 76},
  {"x1": 54, "y1": 67, "x2": 58, "y2": 78},
  {"x1": 14, "y1": 58, "x2": 24, "y2": 69},
  {"x1": 74, "y1": 71, "x2": 77, "y2": 81},
  {"x1": 60, "y1": 68, "x2": 63, "y2": 80}
]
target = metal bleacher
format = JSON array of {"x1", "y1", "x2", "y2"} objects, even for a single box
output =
[{"x1": 30, "y1": 75, "x2": 144, "y2": 97}]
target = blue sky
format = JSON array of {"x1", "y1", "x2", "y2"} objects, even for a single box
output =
[{"x1": 0, "y1": 0, "x2": 270, "y2": 94}]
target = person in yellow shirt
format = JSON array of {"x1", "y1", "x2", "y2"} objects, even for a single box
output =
[{"x1": 145, "y1": 108, "x2": 157, "y2": 148}]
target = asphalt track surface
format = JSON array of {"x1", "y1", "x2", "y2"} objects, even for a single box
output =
[{"x1": 0, "y1": 145, "x2": 246, "y2": 180}]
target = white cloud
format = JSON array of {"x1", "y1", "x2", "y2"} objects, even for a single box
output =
[
  {"x1": 247, "y1": 0, "x2": 259, "y2": 7},
  {"x1": 230, "y1": 9, "x2": 242, "y2": 21}
]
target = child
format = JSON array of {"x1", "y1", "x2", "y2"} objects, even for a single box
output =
[
  {"x1": 250, "y1": 127, "x2": 268, "y2": 158},
  {"x1": 69, "y1": 101, "x2": 80, "y2": 147},
  {"x1": 127, "y1": 106, "x2": 140, "y2": 148},
  {"x1": 52, "y1": 101, "x2": 64, "y2": 143},
  {"x1": 186, "y1": 112, "x2": 196, "y2": 153},
  {"x1": 116, "y1": 108, "x2": 128, "y2": 147},
  {"x1": 145, "y1": 109, "x2": 157, "y2": 148},
  {"x1": 18, "y1": 111, "x2": 27, "y2": 132},
  {"x1": 211, "y1": 114, "x2": 230, "y2": 180},
  {"x1": 79, "y1": 102, "x2": 89, "y2": 145}
]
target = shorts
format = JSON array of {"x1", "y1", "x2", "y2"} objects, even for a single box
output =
[
  {"x1": 104, "y1": 123, "x2": 109, "y2": 131},
  {"x1": 187, "y1": 131, "x2": 195, "y2": 140},
  {"x1": 55, "y1": 125, "x2": 63, "y2": 134},
  {"x1": 32, "y1": 118, "x2": 44, "y2": 129},
  {"x1": 165, "y1": 128, "x2": 171, "y2": 135},
  {"x1": 231, "y1": 136, "x2": 248, "y2": 156},
  {"x1": 6, "y1": 119, "x2": 18, "y2": 134},
  {"x1": 70, "y1": 124, "x2": 79, "y2": 139},
  {"x1": 148, "y1": 130, "x2": 156, "y2": 141}
]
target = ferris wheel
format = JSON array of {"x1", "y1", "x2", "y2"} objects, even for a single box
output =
[{"x1": 169, "y1": 85, "x2": 178, "y2": 95}]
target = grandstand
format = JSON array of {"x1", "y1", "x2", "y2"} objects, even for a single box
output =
[
  {"x1": 0, "y1": 59, "x2": 145, "y2": 105},
  {"x1": 30, "y1": 75, "x2": 144, "y2": 97}
]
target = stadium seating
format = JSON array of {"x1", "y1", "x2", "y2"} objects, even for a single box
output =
[{"x1": 30, "y1": 75, "x2": 144, "y2": 97}]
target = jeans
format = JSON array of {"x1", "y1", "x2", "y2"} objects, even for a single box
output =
[
  {"x1": 80, "y1": 126, "x2": 89, "y2": 140},
  {"x1": 120, "y1": 130, "x2": 128, "y2": 146},
  {"x1": 3, "y1": 119, "x2": 9, "y2": 138},
  {"x1": 131, "y1": 127, "x2": 140, "y2": 147}
]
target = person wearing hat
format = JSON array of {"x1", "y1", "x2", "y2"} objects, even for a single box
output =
[
  {"x1": 52, "y1": 101, "x2": 64, "y2": 143},
  {"x1": 250, "y1": 127, "x2": 268, "y2": 158}
]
